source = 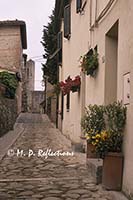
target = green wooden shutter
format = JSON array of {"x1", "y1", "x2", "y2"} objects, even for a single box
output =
[
  {"x1": 64, "y1": 5, "x2": 71, "y2": 39},
  {"x1": 76, "y1": 0, "x2": 82, "y2": 13},
  {"x1": 57, "y1": 32, "x2": 62, "y2": 50}
]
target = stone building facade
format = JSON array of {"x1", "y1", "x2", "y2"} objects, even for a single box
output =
[
  {"x1": 55, "y1": 0, "x2": 133, "y2": 197},
  {"x1": 0, "y1": 20, "x2": 27, "y2": 113},
  {"x1": 32, "y1": 91, "x2": 44, "y2": 113}
]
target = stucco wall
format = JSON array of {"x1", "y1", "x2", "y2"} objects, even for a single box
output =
[
  {"x1": 60, "y1": 0, "x2": 133, "y2": 196},
  {"x1": 88, "y1": 0, "x2": 133, "y2": 197},
  {"x1": 60, "y1": 0, "x2": 91, "y2": 143}
]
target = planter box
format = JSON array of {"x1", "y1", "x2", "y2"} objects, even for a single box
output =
[
  {"x1": 102, "y1": 152, "x2": 123, "y2": 191},
  {"x1": 87, "y1": 158, "x2": 103, "y2": 184},
  {"x1": 87, "y1": 142, "x2": 97, "y2": 158}
]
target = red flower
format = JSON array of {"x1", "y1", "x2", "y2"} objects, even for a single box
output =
[{"x1": 59, "y1": 75, "x2": 81, "y2": 95}]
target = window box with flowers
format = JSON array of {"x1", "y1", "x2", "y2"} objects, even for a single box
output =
[
  {"x1": 71, "y1": 75, "x2": 81, "y2": 93},
  {"x1": 80, "y1": 48, "x2": 99, "y2": 77},
  {"x1": 59, "y1": 75, "x2": 81, "y2": 95}
]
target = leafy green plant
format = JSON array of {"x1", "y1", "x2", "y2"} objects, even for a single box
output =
[
  {"x1": 81, "y1": 104, "x2": 105, "y2": 142},
  {"x1": 105, "y1": 101, "x2": 127, "y2": 133},
  {"x1": 81, "y1": 49, "x2": 99, "y2": 76},
  {"x1": 81, "y1": 102, "x2": 127, "y2": 158},
  {"x1": 0, "y1": 71, "x2": 18, "y2": 99}
]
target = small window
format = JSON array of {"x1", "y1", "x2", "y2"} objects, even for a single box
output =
[
  {"x1": 64, "y1": 5, "x2": 71, "y2": 39},
  {"x1": 66, "y1": 92, "x2": 70, "y2": 112},
  {"x1": 57, "y1": 32, "x2": 62, "y2": 50},
  {"x1": 76, "y1": 0, "x2": 82, "y2": 13},
  {"x1": 61, "y1": 92, "x2": 64, "y2": 120}
]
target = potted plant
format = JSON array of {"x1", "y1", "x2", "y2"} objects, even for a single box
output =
[
  {"x1": 101, "y1": 102, "x2": 127, "y2": 191},
  {"x1": 81, "y1": 102, "x2": 127, "y2": 190},
  {"x1": 80, "y1": 48, "x2": 99, "y2": 77},
  {"x1": 81, "y1": 104, "x2": 105, "y2": 158}
]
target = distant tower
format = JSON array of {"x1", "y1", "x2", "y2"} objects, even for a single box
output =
[
  {"x1": 21, "y1": 57, "x2": 35, "y2": 112},
  {"x1": 26, "y1": 59, "x2": 35, "y2": 91}
]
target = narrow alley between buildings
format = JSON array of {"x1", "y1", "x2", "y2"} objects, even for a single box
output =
[{"x1": 0, "y1": 114, "x2": 123, "y2": 200}]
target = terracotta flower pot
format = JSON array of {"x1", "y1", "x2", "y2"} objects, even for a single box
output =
[
  {"x1": 102, "y1": 152, "x2": 123, "y2": 191},
  {"x1": 86, "y1": 142, "x2": 97, "y2": 158}
]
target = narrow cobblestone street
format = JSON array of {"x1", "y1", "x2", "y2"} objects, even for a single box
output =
[{"x1": 0, "y1": 113, "x2": 115, "y2": 200}]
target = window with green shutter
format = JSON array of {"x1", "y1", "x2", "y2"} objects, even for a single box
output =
[
  {"x1": 57, "y1": 32, "x2": 62, "y2": 64},
  {"x1": 64, "y1": 5, "x2": 71, "y2": 39},
  {"x1": 76, "y1": 0, "x2": 82, "y2": 13},
  {"x1": 57, "y1": 32, "x2": 62, "y2": 50}
]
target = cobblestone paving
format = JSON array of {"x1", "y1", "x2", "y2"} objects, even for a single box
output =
[{"x1": 0, "y1": 114, "x2": 114, "y2": 200}]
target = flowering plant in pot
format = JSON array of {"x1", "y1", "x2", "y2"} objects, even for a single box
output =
[
  {"x1": 80, "y1": 48, "x2": 99, "y2": 77},
  {"x1": 81, "y1": 104, "x2": 105, "y2": 158},
  {"x1": 81, "y1": 101, "x2": 127, "y2": 190}
]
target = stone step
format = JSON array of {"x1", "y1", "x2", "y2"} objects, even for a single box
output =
[{"x1": 86, "y1": 158, "x2": 103, "y2": 184}]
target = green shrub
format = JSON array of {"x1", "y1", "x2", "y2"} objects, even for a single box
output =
[{"x1": 0, "y1": 71, "x2": 18, "y2": 99}]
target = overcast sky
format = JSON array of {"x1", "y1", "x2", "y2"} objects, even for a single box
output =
[{"x1": 0, "y1": 0, "x2": 55, "y2": 90}]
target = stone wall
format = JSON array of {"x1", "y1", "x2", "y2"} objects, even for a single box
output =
[
  {"x1": 0, "y1": 26, "x2": 22, "y2": 73},
  {"x1": 0, "y1": 96, "x2": 17, "y2": 137},
  {"x1": 32, "y1": 91, "x2": 44, "y2": 113}
]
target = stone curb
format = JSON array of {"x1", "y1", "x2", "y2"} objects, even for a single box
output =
[
  {"x1": 0, "y1": 122, "x2": 25, "y2": 161},
  {"x1": 109, "y1": 191, "x2": 129, "y2": 200}
]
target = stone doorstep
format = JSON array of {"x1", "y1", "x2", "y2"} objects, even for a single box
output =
[
  {"x1": 86, "y1": 158, "x2": 103, "y2": 184},
  {"x1": 109, "y1": 191, "x2": 129, "y2": 200}
]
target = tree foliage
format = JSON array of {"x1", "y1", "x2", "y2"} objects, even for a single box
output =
[{"x1": 41, "y1": 9, "x2": 58, "y2": 85}]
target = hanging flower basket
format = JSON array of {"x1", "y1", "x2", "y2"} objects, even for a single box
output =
[{"x1": 80, "y1": 48, "x2": 99, "y2": 77}]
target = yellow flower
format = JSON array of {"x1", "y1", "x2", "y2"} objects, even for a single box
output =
[
  {"x1": 86, "y1": 136, "x2": 90, "y2": 140},
  {"x1": 96, "y1": 134, "x2": 101, "y2": 139},
  {"x1": 92, "y1": 136, "x2": 96, "y2": 139},
  {"x1": 101, "y1": 130, "x2": 108, "y2": 141}
]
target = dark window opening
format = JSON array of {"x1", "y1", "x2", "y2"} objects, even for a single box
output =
[
  {"x1": 66, "y1": 92, "x2": 70, "y2": 112},
  {"x1": 61, "y1": 92, "x2": 64, "y2": 120}
]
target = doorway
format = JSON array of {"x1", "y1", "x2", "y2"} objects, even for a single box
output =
[{"x1": 105, "y1": 20, "x2": 119, "y2": 104}]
